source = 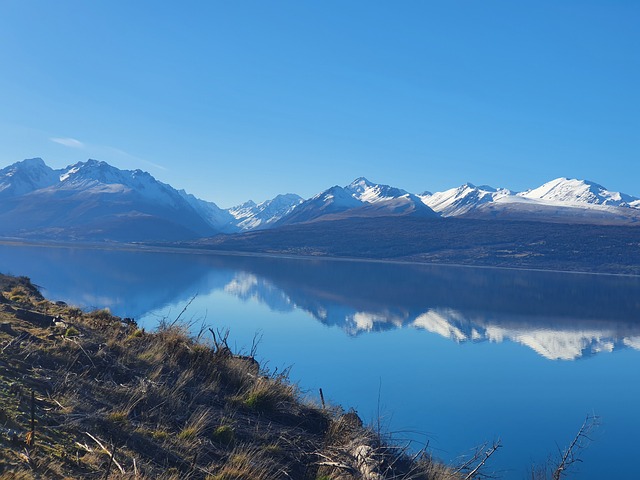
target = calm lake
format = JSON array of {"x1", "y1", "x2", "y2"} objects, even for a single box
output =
[{"x1": 1, "y1": 243, "x2": 640, "y2": 479}]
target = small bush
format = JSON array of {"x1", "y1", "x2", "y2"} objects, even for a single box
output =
[
  {"x1": 244, "y1": 390, "x2": 275, "y2": 412},
  {"x1": 178, "y1": 426, "x2": 198, "y2": 440},
  {"x1": 64, "y1": 326, "x2": 80, "y2": 337},
  {"x1": 238, "y1": 377, "x2": 296, "y2": 415},
  {"x1": 126, "y1": 328, "x2": 144, "y2": 341},
  {"x1": 89, "y1": 308, "x2": 111, "y2": 321},
  {"x1": 211, "y1": 425, "x2": 235, "y2": 446},
  {"x1": 107, "y1": 410, "x2": 128, "y2": 424},
  {"x1": 151, "y1": 430, "x2": 169, "y2": 441}
]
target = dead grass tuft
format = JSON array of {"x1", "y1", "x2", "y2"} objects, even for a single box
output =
[{"x1": 0, "y1": 273, "x2": 461, "y2": 480}]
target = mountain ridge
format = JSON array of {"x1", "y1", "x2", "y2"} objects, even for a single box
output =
[{"x1": 1, "y1": 158, "x2": 639, "y2": 244}]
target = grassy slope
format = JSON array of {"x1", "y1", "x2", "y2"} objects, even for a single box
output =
[{"x1": 0, "y1": 274, "x2": 458, "y2": 480}]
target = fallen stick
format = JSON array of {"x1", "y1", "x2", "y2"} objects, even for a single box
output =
[{"x1": 85, "y1": 432, "x2": 125, "y2": 474}]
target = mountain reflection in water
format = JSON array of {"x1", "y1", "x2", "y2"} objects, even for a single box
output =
[
  {"x1": 210, "y1": 258, "x2": 640, "y2": 361},
  {"x1": 2, "y1": 244, "x2": 638, "y2": 361}
]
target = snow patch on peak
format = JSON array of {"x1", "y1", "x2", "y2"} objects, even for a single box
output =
[
  {"x1": 421, "y1": 183, "x2": 511, "y2": 217},
  {"x1": 314, "y1": 185, "x2": 362, "y2": 206},
  {"x1": 229, "y1": 193, "x2": 304, "y2": 231},
  {"x1": 230, "y1": 200, "x2": 257, "y2": 213},
  {"x1": 345, "y1": 177, "x2": 409, "y2": 203},
  {"x1": 347, "y1": 176, "x2": 374, "y2": 189},
  {"x1": 519, "y1": 177, "x2": 637, "y2": 207},
  {"x1": 0, "y1": 157, "x2": 59, "y2": 197}
]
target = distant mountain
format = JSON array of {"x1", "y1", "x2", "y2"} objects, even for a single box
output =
[
  {"x1": 276, "y1": 177, "x2": 437, "y2": 226},
  {"x1": 0, "y1": 158, "x2": 59, "y2": 198},
  {"x1": 2, "y1": 158, "x2": 640, "y2": 245},
  {"x1": 275, "y1": 185, "x2": 364, "y2": 225},
  {"x1": 518, "y1": 177, "x2": 639, "y2": 207},
  {"x1": 421, "y1": 177, "x2": 640, "y2": 225},
  {"x1": 229, "y1": 193, "x2": 303, "y2": 231},
  {"x1": 346, "y1": 176, "x2": 410, "y2": 202},
  {"x1": 0, "y1": 159, "x2": 220, "y2": 241},
  {"x1": 345, "y1": 177, "x2": 437, "y2": 217},
  {"x1": 420, "y1": 183, "x2": 512, "y2": 216}
]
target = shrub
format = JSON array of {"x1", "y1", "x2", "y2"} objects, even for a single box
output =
[
  {"x1": 107, "y1": 410, "x2": 128, "y2": 424},
  {"x1": 64, "y1": 326, "x2": 80, "y2": 337},
  {"x1": 211, "y1": 425, "x2": 235, "y2": 446},
  {"x1": 238, "y1": 376, "x2": 296, "y2": 415}
]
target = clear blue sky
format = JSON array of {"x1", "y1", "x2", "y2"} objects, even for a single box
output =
[{"x1": 0, "y1": 1, "x2": 638, "y2": 207}]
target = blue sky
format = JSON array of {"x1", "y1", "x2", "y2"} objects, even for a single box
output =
[{"x1": 0, "y1": 1, "x2": 638, "y2": 207}]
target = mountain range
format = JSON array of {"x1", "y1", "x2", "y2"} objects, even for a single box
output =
[{"x1": 0, "y1": 157, "x2": 639, "y2": 243}]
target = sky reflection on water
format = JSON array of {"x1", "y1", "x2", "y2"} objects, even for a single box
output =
[{"x1": 1, "y1": 243, "x2": 640, "y2": 478}]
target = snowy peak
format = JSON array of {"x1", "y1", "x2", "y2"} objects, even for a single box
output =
[
  {"x1": 519, "y1": 177, "x2": 638, "y2": 207},
  {"x1": 0, "y1": 157, "x2": 59, "y2": 197},
  {"x1": 343, "y1": 177, "x2": 438, "y2": 217},
  {"x1": 229, "y1": 200, "x2": 257, "y2": 215},
  {"x1": 0, "y1": 158, "x2": 221, "y2": 241},
  {"x1": 229, "y1": 193, "x2": 303, "y2": 231},
  {"x1": 60, "y1": 159, "x2": 125, "y2": 185},
  {"x1": 345, "y1": 177, "x2": 410, "y2": 203},
  {"x1": 421, "y1": 177, "x2": 640, "y2": 222},
  {"x1": 256, "y1": 193, "x2": 303, "y2": 217},
  {"x1": 276, "y1": 178, "x2": 440, "y2": 225},
  {"x1": 275, "y1": 186, "x2": 363, "y2": 226},
  {"x1": 421, "y1": 183, "x2": 512, "y2": 217},
  {"x1": 56, "y1": 159, "x2": 202, "y2": 210},
  {"x1": 312, "y1": 185, "x2": 363, "y2": 209}
]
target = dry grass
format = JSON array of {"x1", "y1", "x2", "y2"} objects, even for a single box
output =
[{"x1": 0, "y1": 273, "x2": 461, "y2": 480}]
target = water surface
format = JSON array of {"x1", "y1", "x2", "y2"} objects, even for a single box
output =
[{"x1": 1, "y1": 243, "x2": 639, "y2": 478}]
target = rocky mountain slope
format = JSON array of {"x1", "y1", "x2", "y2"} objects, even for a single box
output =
[{"x1": 1, "y1": 158, "x2": 638, "y2": 243}]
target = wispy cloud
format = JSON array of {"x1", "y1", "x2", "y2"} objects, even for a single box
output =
[
  {"x1": 50, "y1": 137, "x2": 85, "y2": 149},
  {"x1": 107, "y1": 147, "x2": 168, "y2": 171},
  {"x1": 48, "y1": 133, "x2": 167, "y2": 172}
]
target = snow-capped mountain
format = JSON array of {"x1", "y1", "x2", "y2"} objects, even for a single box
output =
[
  {"x1": 0, "y1": 158, "x2": 59, "y2": 198},
  {"x1": 420, "y1": 177, "x2": 640, "y2": 225},
  {"x1": 518, "y1": 177, "x2": 639, "y2": 207},
  {"x1": 276, "y1": 185, "x2": 363, "y2": 225},
  {"x1": 0, "y1": 159, "x2": 220, "y2": 241},
  {"x1": 420, "y1": 183, "x2": 512, "y2": 216},
  {"x1": 229, "y1": 193, "x2": 303, "y2": 231},
  {"x1": 1, "y1": 158, "x2": 639, "y2": 243},
  {"x1": 346, "y1": 177, "x2": 410, "y2": 202},
  {"x1": 345, "y1": 177, "x2": 437, "y2": 216},
  {"x1": 277, "y1": 177, "x2": 437, "y2": 225},
  {"x1": 57, "y1": 160, "x2": 185, "y2": 206}
]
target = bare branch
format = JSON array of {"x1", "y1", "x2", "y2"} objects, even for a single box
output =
[
  {"x1": 464, "y1": 441, "x2": 501, "y2": 480},
  {"x1": 170, "y1": 294, "x2": 197, "y2": 328},
  {"x1": 553, "y1": 414, "x2": 599, "y2": 480}
]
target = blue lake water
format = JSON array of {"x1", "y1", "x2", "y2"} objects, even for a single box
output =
[{"x1": 1, "y1": 243, "x2": 640, "y2": 479}]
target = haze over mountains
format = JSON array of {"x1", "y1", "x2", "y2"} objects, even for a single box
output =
[{"x1": 0, "y1": 157, "x2": 639, "y2": 243}]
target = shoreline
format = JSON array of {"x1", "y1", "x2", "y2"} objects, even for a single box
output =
[
  {"x1": 0, "y1": 273, "x2": 464, "y2": 479},
  {"x1": 1, "y1": 237, "x2": 639, "y2": 279}
]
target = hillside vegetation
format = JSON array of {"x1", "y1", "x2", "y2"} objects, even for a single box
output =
[
  {"x1": 0, "y1": 274, "x2": 462, "y2": 480},
  {"x1": 185, "y1": 217, "x2": 640, "y2": 275}
]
